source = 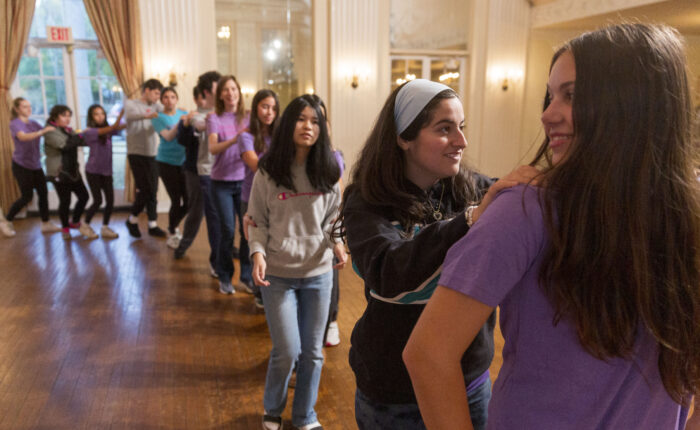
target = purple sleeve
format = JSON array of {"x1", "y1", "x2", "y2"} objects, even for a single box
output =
[
  {"x1": 238, "y1": 132, "x2": 255, "y2": 154},
  {"x1": 9, "y1": 119, "x2": 22, "y2": 139},
  {"x1": 439, "y1": 185, "x2": 547, "y2": 307},
  {"x1": 206, "y1": 114, "x2": 220, "y2": 136},
  {"x1": 334, "y1": 151, "x2": 345, "y2": 177},
  {"x1": 82, "y1": 128, "x2": 100, "y2": 146}
]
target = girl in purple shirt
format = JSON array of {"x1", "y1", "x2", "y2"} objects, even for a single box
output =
[
  {"x1": 207, "y1": 75, "x2": 251, "y2": 294},
  {"x1": 405, "y1": 24, "x2": 699, "y2": 429},
  {"x1": 2, "y1": 98, "x2": 59, "y2": 235},
  {"x1": 239, "y1": 89, "x2": 279, "y2": 305},
  {"x1": 83, "y1": 104, "x2": 126, "y2": 238}
]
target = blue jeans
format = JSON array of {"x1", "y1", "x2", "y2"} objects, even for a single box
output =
[
  {"x1": 200, "y1": 175, "x2": 220, "y2": 269},
  {"x1": 211, "y1": 180, "x2": 251, "y2": 285},
  {"x1": 355, "y1": 377, "x2": 491, "y2": 430},
  {"x1": 261, "y1": 272, "x2": 332, "y2": 427}
]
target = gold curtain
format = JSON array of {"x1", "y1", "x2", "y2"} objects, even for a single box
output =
[
  {"x1": 84, "y1": 0, "x2": 144, "y2": 202},
  {"x1": 0, "y1": 1, "x2": 36, "y2": 212}
]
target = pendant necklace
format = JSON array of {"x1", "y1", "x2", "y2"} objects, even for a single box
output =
[{"x1": 428, "y1": 182, "x2": 445, "y2": 221}]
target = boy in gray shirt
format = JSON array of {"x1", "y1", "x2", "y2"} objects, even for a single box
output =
[{"x1": 124, "y1": 78, "x2": 166, "y2": 238}]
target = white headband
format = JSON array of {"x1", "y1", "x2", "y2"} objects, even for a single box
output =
[{"x1": 394, "y1": 79, "x2": 452, "y2": 135}]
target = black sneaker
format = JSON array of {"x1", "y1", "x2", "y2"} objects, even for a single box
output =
[
  {"x1": 125, "y1": 219, "x2": 141, "y2": 238},
  {"x1": 148, "y1": 226, "x2": 167, "y2": 237},
  {"x1": 174, "y1": 247, "x2": 185, "y2": 259}
]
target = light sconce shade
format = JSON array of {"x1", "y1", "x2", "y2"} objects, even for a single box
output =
[
  {"x1": 343, "y1": 65, "x2": 370, "y2": 90},
  {"x1": 217, "y1": 26, "x2": 231, "y2": 40},
  {"x1": 489, "y1": 66, "x2": 524, "y2": 91},
  {"x1": 241, "y1": 86, "x2": 256, "y2": 97}
]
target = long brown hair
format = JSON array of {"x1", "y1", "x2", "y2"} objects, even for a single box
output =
[
  {"x1": 214, "y1": 75, "x2": 245, "y2": 125},
  {"x1": 532, "y1": 23, "x2": 700, "y2": 403},
  {"x1": 335, "y1": 83, "x2": 482, "y2": 235},
  {"x1": 249, "y1": 89, "x2": 279, "y2": 153},
  {"x1": 11, "y1": 97, "x2": 26, "y2": 119}
]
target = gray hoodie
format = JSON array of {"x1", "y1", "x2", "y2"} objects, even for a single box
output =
[{"x1": 247, "y1": 163, "x2": 340, "y2": 279}]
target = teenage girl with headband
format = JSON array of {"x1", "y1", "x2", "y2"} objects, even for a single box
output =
[{"x1": 333, "y1": 78, "x2": 538, "y2": 429}]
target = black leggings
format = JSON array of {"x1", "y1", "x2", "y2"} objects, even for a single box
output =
[
  {"x1": 7, "y1": 161, "x2": 49, "y2": 222},
  {"x1": 85, "y1": 172, "x2": 114, "y2": 225},
  {"x1": 50, "y1": 176, "x2": 89, "y2": 228},
  {"x1": 158, "y1": 161, "x2": 188, "y2": 233}
]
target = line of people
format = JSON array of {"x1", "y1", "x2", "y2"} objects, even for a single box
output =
[{"x1": 2, "y1": 22, "x2": 698, "y2": 430}]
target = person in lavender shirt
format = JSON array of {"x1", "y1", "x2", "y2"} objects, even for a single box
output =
[
  {"x1": 207, "y1": 75, "x2": 251, "y2": 295},
  {"x1": 239, "y1": 89, "x2": 279, "y2": 307},
  {"x1": 404, "y1": 24, "x2": 700, "y2": 430},
  {"x1": 2, "y1": 97, "x2": 59, "y2": 236},
  {"x1": 82, "y1": 104, "x2": 126, "y2": 238}
]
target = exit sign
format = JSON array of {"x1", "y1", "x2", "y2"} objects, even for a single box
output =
[{"x1": 46, "y1": 26, "x2": 73, "y2": 44}]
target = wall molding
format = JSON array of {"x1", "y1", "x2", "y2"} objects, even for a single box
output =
[{"x1": 531, "y1": 0, "x2": 668, "y2": 28}]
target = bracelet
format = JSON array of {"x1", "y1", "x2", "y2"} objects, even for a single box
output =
[{"x1": 465, "y1": 205, "x2": 478, "y2": 227}]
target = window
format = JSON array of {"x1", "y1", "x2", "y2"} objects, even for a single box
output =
[{"x1": 12, "y1": 0, "x2": 127, "y2": 193}]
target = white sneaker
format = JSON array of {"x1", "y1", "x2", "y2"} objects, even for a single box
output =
[
  {"x1": 325, "y1": 321, "x2": 340, "y2": 347},
  {"x1": 79, "y1": 223, "x2": 98, "y2": 239},
  {"x1": 298, "y1": 421, "x2": 322, "y2": 430},
  {"x1": 219, "y1": 281, "x2": 234, "y2": 295},
  {"x1": 100, "y1": 225, "x2": 119, "y2": 238},
  {"x1": 166, "y1": 233, "x2": 181, "y2": 249},
  {"x1": 0, "y1": 220, "x2": 16, "y2": 237},
  {"x1": 40, "y1": 221, "x2": 61, "y2": 233}
]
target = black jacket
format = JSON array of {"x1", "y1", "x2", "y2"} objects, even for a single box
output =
[{"x1": 344, "y1": 176, "x2": 496, "y2": 404}]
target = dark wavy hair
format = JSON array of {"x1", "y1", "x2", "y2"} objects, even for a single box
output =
[
  {"x1": 47, "y1": 105, "x2": 72, "y2": 125},
  {"x1": 249, "y1": 89, "x2": 279, "y2": 153},
  {"x1": 196, "y1": 70, "x2": 221, "y2": 96},
  {"x1": 531, "y1": 23, "x2": 700, "y2": 404},
  {"x1": 160, "y1": 86, "x2": 178, "y2": 102},
  {"x1": 335, "y1": 83, "x2": 482, "y2": 234},
  {"x1": 258, "y1": 94, "x2": 339, "y2": 193},
  {"x1": 214, "y1": 75, "x2": 245, "y2": 123}
]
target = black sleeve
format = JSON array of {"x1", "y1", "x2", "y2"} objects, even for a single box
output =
[
  {"x1": 176, "y1": 121, "x2": 193, "y2": 148},
  {"x1": 344, "y1": 191, "x2": 469, "y2": 300}
]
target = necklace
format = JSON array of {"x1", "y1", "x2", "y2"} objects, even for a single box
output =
[{"x1": 427, "y1": 182, "x2": 445, "y2": 221}]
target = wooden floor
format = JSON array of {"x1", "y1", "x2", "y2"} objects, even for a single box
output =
[{"x1": 0, "y1": 212, "x2": 503, "y2": 430}]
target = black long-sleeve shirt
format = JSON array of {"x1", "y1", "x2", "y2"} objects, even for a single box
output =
[{"x1": 344, "y1": 177, "x2": 496, "y2": 404}]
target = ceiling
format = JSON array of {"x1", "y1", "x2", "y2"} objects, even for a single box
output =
[{"x1": 533, "y1": 0, "x2": 700, "y2": 34}]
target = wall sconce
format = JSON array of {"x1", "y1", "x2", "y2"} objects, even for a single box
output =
[
  {"x1": 489, "y1": 66, "x2": 524, "y2": 91},
  {"x1": 343, "y1": 66, "x2": 370, "y2": 90},
  {"x1": 241, "y1": 86, "x2": 256, "y2": 97},
  {"x1": 153, "y1": 64, "x2": 185, "y2": 88},
  {"x1": 217, "y1": 25, "x2": 231, "y2": 40}
]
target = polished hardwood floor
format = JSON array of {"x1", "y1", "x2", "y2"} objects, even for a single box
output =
[{"x1": 0, "y1": 213, "x2": 503, "y2": 429}]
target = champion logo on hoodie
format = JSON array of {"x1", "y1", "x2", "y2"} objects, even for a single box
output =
[{"x1": 277, "y1": 191, "x2": 323, "y2": 201}]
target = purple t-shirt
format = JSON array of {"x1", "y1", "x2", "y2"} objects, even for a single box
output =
[
  {"x1": 439, "y1": 185, "x2": 681, "y2": 429},
  {"x1": 238, "y1": 131, "x2": 270, "y2": 202},
  {"x1": 206, "y1": 112, "x2": 249, "y2": 181},
  {"x1": 84, "y1": 128, "x2": 118, "y2": 176},
  {"x1": 10, "y1": 118, "x2": 43, "y2": 170}
]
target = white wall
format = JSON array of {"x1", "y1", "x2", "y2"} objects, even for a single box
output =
[
  {"x1": 466, "y1": 0, "x2": 531, "y2": 178},
  {"x1": 327, "y1": 0, "x2": 390, "y2": 182}
]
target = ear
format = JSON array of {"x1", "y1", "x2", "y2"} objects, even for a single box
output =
[{"x1": 396, "y1": 136, "x2": 410, "y2": 151}]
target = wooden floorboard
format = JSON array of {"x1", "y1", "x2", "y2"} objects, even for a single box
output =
[{"x1": 0, "y1": 212, "x2": 504, "y2": 429}]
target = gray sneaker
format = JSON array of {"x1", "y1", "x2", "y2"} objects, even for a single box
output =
[
  {"x1": 237, "y1": 281, "x2": 254, "y2": 294},
  {"x1": 218, "y1": 281, "x2": 234, "y2": 295}
]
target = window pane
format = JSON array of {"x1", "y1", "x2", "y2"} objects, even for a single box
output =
[
  {"x1": 18, "y1": 56, "x2": 40, "y2": 76},
  {"x1": 391, "y1": 59, "x2": 407, "y2": 91},
  {"x1": 431, "y1": 58, "x2": 460, "y2": 93},
  {"x1": 64, "y1": 0, "x2": 97, "y2": 40},
  {"x1": 44, "y1": 79, "x2": 67, "y2": 109},
  {"x1": 41, "y1": 48, "x2": 64, "y2": 77},
  {"x1": 29, "y1": 0, "x2": 64, "y2": 38},
  {"x1": 101, "y1": 78, "x2": 123, "y2": 114},
  {"x1": 73, "y1": 49, "x2": 92, "y2": 77},
  {"x1": 76, "y1": 78, "x2": 99, "y2": 115},
  {"x1": 98, "y1": 57, "x2": 114, "y2": 77},
  {"x1": 18, "y1": 78, "x2": 45, "y2": 116}
]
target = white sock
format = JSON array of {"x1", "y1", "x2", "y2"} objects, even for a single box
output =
[
  {"x1": 148, "y1": 220, "x2": 157, "y2": 228},
  {"x1": 128, "y1": 215, "x2": 138, "y2": 224}
]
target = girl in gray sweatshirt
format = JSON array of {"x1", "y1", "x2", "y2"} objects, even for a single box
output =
[{"x1": 247, "y1": 95, "x2": 346, "y2": 430}]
